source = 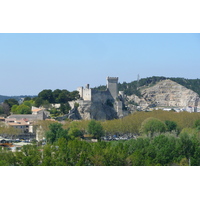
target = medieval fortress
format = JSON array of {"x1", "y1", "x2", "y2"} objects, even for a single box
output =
[
  {"x1": 64, "y1": 76, "x2": 200, "y2": 121},
  {"x1": 68, "y1": 77, "x2": 127, "y2": 120},
  {"x1": 77, "y1": 77, "x2": 120, "y2": 102}
]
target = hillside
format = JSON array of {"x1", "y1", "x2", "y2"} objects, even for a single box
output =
[
  {"x1": 140, "y1": 79, "x2": 199, "y2": 108},
  {"x1": 94, "y1": 76, "x2": 200, "y2": 97},
  {"x1": 0, "y1": 95, "x2": 36, "y2": 103}
]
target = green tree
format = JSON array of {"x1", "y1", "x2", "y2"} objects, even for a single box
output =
[
  {"x1": 57, "y1": 90, "x2": 70, "y2": 103},
  {"x1": 60, "y1": 103, "x2": 71, "y2": 114},
  {"x1": 11, "y1": 104, "x2": 31, "y2": 114},
  {"x1": 68, "y1": 127, "x2": 83, "y2": 138},
  {"x1": 4, "y1": 98, "x2": 19, "y2": 108},
  {"x1": 34, "y1": 97, "x2": 44, "y2": 107},
  {"x1": 38, "y1": 89, "x2": 54, "y2": 103},
  {"x1": 0, "y1": 105, "x2": 4, "y2": 115},
  {"x1": 176, "y1": 133, "x2": 195, "y2": 163},
  {"x1": 53, "y1": 89, "x2": 62, "y2": 103},
  {"x1": 11, "y1": 105, "x2": 18, "y2": 113},
  {"x1": 165, "y1": 120, "x2": 178, "y2": 132},
  {"x1": 69, "y1": 91, "x2": 79, "y2": 100},
  {"x1": 45, "y1": 123, "x2": 69, "y2": 144},
  {"x1": 140, "y1": 117, "x2": 166, "y2": 137},
  {"x1": 15, "y1": 145, "x2": 41, "y2": 166},
  {"x1": 87, "y1": 120, "x2": 104, "y2": 141},
  {"x1": 24, "y1": 97, "x2": 32, "y2": 101},
  {"x1": 50, "y1": 108, "x2": 60, "y2": 117},
  {"x1": 194, "y1": 119, "x2": 200, "y2": 130},
  {"x1": 23, "y1": 100, "x2": 34, "y2": 108}
]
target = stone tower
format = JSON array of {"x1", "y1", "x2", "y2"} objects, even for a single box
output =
[{"x1": 107, "y1": 77, "x2": 118, "y2": 100}]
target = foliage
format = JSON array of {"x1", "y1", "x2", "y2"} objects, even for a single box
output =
[
  {"x1": 60, "y1": 103, "x2": 71, "y2": 114},
  {"x1": 4, "y1": 98, "x2": 19, "y2": 108},
  {"x1": 194, "y1": 119, "x2": 200, "y2": 130},
  {"x1": 11, "y1": 104, "x2": 31, "y2": 114},
  {"x1": 140, "y1": 117, "x2": 166, "y2": 137},
  {"x1": 0, "y1": 122, "x2": 20, "y2": 137},
  {"x1": 101, "y1": 110, "x2": 200, "y2": 135},
  {"x1": 165, "y1": 120, "x2": 178, "y2": 132},
  {"x1": 68, "y1": 121, "x2": 84, "y2": 139},
  {"x1": 35, "y1": 89, "x2": 79, "y2": 107},
  {"x1": 45, "y1": 122, "x2": 69, "y2": 144},
  {"x1": 0, "y1": 105, "x2": 4, "y2": 115},
  {"x1": 1, "y1": 130, "x2": 200, "y2": 166},
  {"x1": 87, "y1": 120, "x2": 104, "y2": 141}
]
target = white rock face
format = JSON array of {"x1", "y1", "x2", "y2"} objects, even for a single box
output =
[
  {"x1": 126, "y1": 94, "x2": 149, "y2": 110},
  {"x1": 140, "y1": 79, "x2": 200, "y2": 108}
]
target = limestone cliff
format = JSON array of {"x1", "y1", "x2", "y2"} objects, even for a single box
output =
[
  {"x1": 67, "y1": 100, "x2": 118, "y2": 120},
  {"x1": 126, "y1": 79, "x2": 200, "y2": 111}
]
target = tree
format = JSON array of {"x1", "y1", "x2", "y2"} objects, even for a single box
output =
[
  {"x1": 24, "y1": 97, "x2": 32, "y2": 101},
  {"x1": 2, "y1": 103, "x2": 10, "y2": 116},
  {"x1": 11, "y1": 105, "x2": 18, "y2": 113},
  {"x1": 69, "y1": 91, "x2": 79, "y2": 100},
  {"x1": 53, "y1": 89, "x2": 62, "y2": 103},
  {"x1": 11, "y1": 104, "x2": 31, "y2": 114},
  {"x1": 68, "y1": 122, "x2": 84, "y2": 139},
  {"x1": 45, "y1": 122, "x2": 69, "y2": 144},
  {"x1": 34, "y1": 97, "x2": 44, "y2": 107},
  {"x1": 4, "y1": 98, "x2": 19, "y2": 108},
  {"x1": 60, "y1": 103, "x2": 71, "y2": 114},
  {"x1": 23, "y1": 100, "x2": 34, "y2": 108},
  {"x1": 68, "y1": 127, "x2": 83, "y2": 139},
  {"x1": 194, "y1": 119, "x2": 200, "y2": 130},
  {"x1": 87, "y1": 120, "x2": 104, "y2": 141},
  {"x1": 140, "y1": 117, "x2": 166, "y2": 137},
  {"x1": 165, "y1": 120, "x2": 178, "y2": 132},
  {"x1": 0, "y1": 105, "x2": 4, "y2": 115},
  {"x1": 38, "y1": 89, "x2": 54, "y2": 103},
  {"x1": 57, "y1": 90, "x2": 70, "y2": 103},
  {"x1": 176, "y1": 133, "x2": 194, "y2": 163}
]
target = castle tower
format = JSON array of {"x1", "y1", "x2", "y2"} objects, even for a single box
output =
[
  {"x1": 77, "y1": 87, "x2": 83, "y2": 99},
  {"x1": 107, "y1": 77, "x2": 118, "y2": 100}
]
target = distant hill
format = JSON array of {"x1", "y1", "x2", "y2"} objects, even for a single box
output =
[
  {"x1": 94, "y1": 76, "x2": 200, "y2": 97},
  {"x1": 0, "y1": 95, "x2": 36, "y2": 103}
]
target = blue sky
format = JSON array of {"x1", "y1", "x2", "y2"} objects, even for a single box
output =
[{"x1": 0, "y1": 33, "x2": 200, "y2": 96}]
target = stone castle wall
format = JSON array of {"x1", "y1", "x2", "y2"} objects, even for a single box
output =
[
  {"x1": 77, "y1": 86, "x2": 92, "y2": 101},
  {"x1": 91, "y1": 90, "x2": 113, "y2": 103}
]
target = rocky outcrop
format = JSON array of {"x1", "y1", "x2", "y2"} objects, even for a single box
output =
[
  {"x1": 67, "y1": 100, "x2": 118, "y2": 121},
  {"x1": 124, "y1": 79, "x2": 200, "y2": 112},
  {"x1": 126, "y1": 94, "x2": 149, "y2": 111},
  {"x1": 139, "y1": 79, "x2": 200, "y2": 108}
]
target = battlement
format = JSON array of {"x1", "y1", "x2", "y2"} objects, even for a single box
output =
[{"x1": 107, "y1": 77, "x2": 118, "y2": 82}]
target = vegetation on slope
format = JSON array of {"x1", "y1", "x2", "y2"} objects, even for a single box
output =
[{"x1": 94, "y1": 76, "x2": 200, "y2": 97}]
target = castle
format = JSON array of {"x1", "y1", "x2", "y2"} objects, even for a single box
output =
[
  {"x1": 67, "y1": 77, "x2": 127, "y2": 120},
  {"x1": 77, "y1": 77, "x2": 119, "y2": 102}
]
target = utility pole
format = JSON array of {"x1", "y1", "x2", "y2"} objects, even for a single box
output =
[{"x1": 137, "y1": 74, "x2": 140, "y2": 90}]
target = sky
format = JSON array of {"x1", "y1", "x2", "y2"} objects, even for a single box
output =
[
  {"x1": 1, "y1": 1, "x2": 200, "y2": 199},
  {"x1": 0, "y1": 33, "x2": 200, "y2": 96}
]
